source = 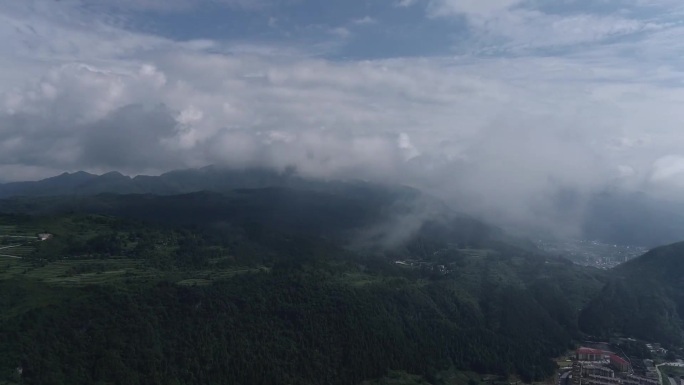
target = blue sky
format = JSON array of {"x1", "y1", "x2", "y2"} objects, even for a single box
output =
[
  {"x1": 60, "y1": 0, "x2": 682, "y2": 60},
  {"x1": 115, "y1": 0, "x2": 462, "y2": 59},
  {"x1": 3, "y1": 0, "x2": 684, "y2": 235}
]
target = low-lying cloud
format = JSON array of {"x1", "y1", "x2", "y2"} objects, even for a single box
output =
[{"x1": 3, "y1": 0, "x2": 684, "y2": 241}]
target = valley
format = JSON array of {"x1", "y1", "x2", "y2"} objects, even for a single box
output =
[
  {"x1": 0, "y1": 185, "x2": 593, "y2": 385},
  {"x1": 536, "y1": 240, "x2": 647, "y2": 270},
  {"x1": 0, "y1": 170, "x2": 682, "y2": 385}
]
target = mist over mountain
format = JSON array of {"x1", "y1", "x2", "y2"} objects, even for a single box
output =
[
  {"x1": 2, "y1": 0, "x2": 684, "y2": 257},
  {"x1": 10, "y1": 166, "x2": 679, "y2": 381},
  {"x1": 6, "y1": 0, "x2": 684, "y2": 384},
  {"x1": 0, "y1": 166, "x2": 302, "y2": 197},
  {"x1": 582, "y1": 190, "x2": 684, "y2": 247},
  {"x1": 0, "y1": 171, "x2": 607, "y2": 384},
  {"x1": 2, "y1": 164, "x2": 683, "y2": 383},
  {"x1": 2, "y1": 166, "x2": 683, "y2": 247}
]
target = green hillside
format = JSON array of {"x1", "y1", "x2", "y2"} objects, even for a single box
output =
[
  {"x1": 579, "y1": 241, "x2": 684, "y2": 345},
  {"x1": 0, "y1": 187, "x2": 607, "y2": 385}
]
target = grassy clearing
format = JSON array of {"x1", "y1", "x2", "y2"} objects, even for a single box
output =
[
  {"x1": 0, "y1": 223, "x2": 42, "y2": 236},
  {"x1": 0, "y1": 215, "x2": 262, "y2": 289},
  {"x1": 0, "y1": 258, "x2": 30, "y2": 280},
  {"x1": 172, "y1": 267, "x2": 260, "y2": 287},
  {"x1": 0, "y1": 256, "x2": 258, "y2": 288},
  {"x1": 176, "y1": 278, "x2": 213, "y2": 286},
  {"x1": 431, "y1": 368, "x2": 520, "y2": 385},
  {"x1": 0, "y1": 221, "x2": 41, "y2": 259},
  {"x1": 0, "y1": 278, "x2": 81, "y2": 322},
  {"x1": 458, "y1": 249, "x2": 494, "y2": 258},
  {"x1": 0, "y1": 258, "x2": 146, "y2": 285},
  {"x1": 660, "y1": 366, "x2": 684, "y2": 378},
  {"x1": 334, "y1": 272, "x2": 386, "y2": 287},
  {"x1": 556, "y1": 360, "x2": 573, "y2": 369},
  {"x1": 2, "y1": 245, "x2": 35, "y2": 257},
  {"x1": 26, "y1": 259, "x2": 157, "y2": 286}
]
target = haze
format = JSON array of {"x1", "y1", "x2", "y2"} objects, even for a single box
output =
[{"x1": 2, "y1": 0, "x2": 684, "y2": 239}]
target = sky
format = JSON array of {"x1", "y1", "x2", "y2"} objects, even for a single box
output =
[{"x1": 3, "y1": 0, "x2": 684, "y2": 237}]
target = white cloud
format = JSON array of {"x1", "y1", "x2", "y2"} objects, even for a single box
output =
[
  {"x1": 5, "y1": 49, "x2": 683, "y2": 206},
  {"x1": 428, "y1": 0, "x2": 666, "y2": 53},
  {"x1": 396, "y1": 0, "x2": 419, "y2": 8},
  {"x1": 329, "y1": 27, "x2": 352, "y2": 38},
  {"x1": 4, "y1": 0, "x2": 684, "y2": 237},
  {"x1": 497, "y1": 11, "x2": 654, "y2": 48},
  {"x1": 428, "y1": 0, "x2": 524, "y2": 17},
  {"x1": 643, "y1": 155, "x2": 684, "y2": 200},
  {"x1": 81, "y1": 0, "x2": 286, "y2": 12},
  {"x1": 352, "y1": 16, "x2": 377, "y2": 25},
  {"x1": 650, "y1": 156, "x2": 684, "y2": 183}
]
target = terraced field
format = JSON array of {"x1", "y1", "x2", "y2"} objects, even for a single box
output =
[
  {"x1": 0, "y1": 245, "x2": 34, "y2": 256},
  {"x1": 0, "y1": 256, "x2": 258, "y2": 287},
  {"x1": 0, "y1": 242, "x2": 37, "y2": 258},
  {"x1": 0, "y1": 216, "x2": 260, "y2": 287},
  {"x1": 0, "y1": 221, "x2": 43, "y2": 259},
  {"x1": 0, "y1": 223, "x2": 43, "y2": 236}
]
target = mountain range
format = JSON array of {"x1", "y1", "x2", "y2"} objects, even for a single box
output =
[
  {"x1": 0, "y1": 166, "x2": 318, "y2": 198},
  {"x1": 0, "y1": 167, "x2": 605, "y2": 384},
  {"x1": 3, "y1": 167, "x2": 684, "y2": 248},
  {"x1": 580, "y1": 241, "x2": 684, "y2": 345},
  {"x1": 2, "y1": 166, "x2": 684, "y2": 384}
]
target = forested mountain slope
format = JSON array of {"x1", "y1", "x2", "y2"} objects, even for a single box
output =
[
  {"x1": 580, "y1": 241, "x2": 684, "y2": 345},
  {"x1": 0, "y1": 166, "x2": 324, "y2": 198},
  {"x1": 0, "y1": 183, "x2": 607, "y2": 384}
]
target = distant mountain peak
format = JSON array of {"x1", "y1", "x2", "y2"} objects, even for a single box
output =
[
  {"x1": 100, "y1": 171, "x2": 130, "y2": 179},
  {"x1": 47, "y1": 170, "x2": 96, "y2": 180},
  {"x1": 72, "y1": 170, "x2": 94, "y2": 176},
  {"x1": 0, "y1": 166, "x2": 328, "y2": 198}
]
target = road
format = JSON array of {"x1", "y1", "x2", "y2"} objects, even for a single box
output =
[
  {"x1": 656, "y1": 363, "x2": 684, "y2": 385},
  {"x1": 559, "y1": 371, "x2": 571, "y2": 385},
  {"x1": 657, "y1": 363, "x2": 666, "y2": 385}
]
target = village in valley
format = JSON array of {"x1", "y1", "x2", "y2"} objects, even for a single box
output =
[
  {"x1": 558, "y1": 341, "x2": 682, "y2": 385},
  {"x1": 536, "y1": 240, "x2": 647, "y2": 270}
]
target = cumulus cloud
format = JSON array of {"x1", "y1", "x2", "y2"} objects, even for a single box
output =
[
  {"x1": 1, "y1": 50, "x2": 673, "y2": 236},
  {"x1": 78, "y1": 0, "x2": 292, "y2": 12},
  {"x1": 427, "y1": 0, "x2": 662, "y2": 54},
  {"x1": 352, "y1": 16, "x2": 377, "y2": 25},
  {"x1": 329, "y1": 27, "x2": 352, "y2": 39},
  {"x1": 428, "y1": 0, "x2": 524, "y2": 17},
  {"x1": 396, "y1": 0, "x2": 420, "y2": 8},
  {"x1": 3, "y1": 0, "x2": 684, "y2": 239}
]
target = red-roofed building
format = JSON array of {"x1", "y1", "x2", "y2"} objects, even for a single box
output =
[
  {"x1": 609, "y1": 355, "x2": 630, "y2": 372},
  {"x1": 577, "y1": 347, "x2": 608, "y2": 362}
]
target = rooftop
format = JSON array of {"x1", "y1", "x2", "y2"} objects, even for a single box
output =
[
  {"x1": 610, "y1": 355, "x2": 629, "y2": 366},
  {"x1": 578, "y1": 347, "x2": 609, "y2": 355}
]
